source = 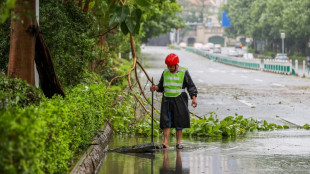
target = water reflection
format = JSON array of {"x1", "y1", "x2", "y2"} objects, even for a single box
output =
[
  {"x1": 98, "y1": 132, "x2": 310, "y2": 174},
  {"x1": 160, "y1": 149, "x2": 189, "y2": 174}
]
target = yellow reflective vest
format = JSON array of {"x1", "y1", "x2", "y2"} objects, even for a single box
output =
[{"x1": 163, "y1": 66, "x2": 187, "y2": 97}]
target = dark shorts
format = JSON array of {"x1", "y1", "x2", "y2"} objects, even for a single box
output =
[{"x1": 168, "y1": 112, "x2": 183, "y2": 130}]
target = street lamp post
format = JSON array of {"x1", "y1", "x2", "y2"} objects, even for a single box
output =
[{"x1": 281, "y1": 33, "x2": 285, "y2": 54}]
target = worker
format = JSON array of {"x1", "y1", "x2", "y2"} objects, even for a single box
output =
[{"x1": 150, "y1": 53, "x2": 198, "y2": 149}]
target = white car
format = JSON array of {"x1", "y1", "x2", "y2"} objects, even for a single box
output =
[
  {"x1": 228, "y1": 49, "x2": 238, "y2": 56},
  {"x1": 202, "y1": 43, "x2": 214, "y2": 51},
  {"x1": 179, "y1": 42, "x2": 187, "y2": 48},
  {"x1": 193, "y1": 43, "x2": 203, "y2": 49}
]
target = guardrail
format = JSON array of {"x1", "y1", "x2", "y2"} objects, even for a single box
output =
[
  {"x1": 263, "y1": 59, "x2": 292, "y2": 75},
  {"x1": 185, "y1": 47, "x2": 299, "y2": 75},
  {"x1": 186, "y1": 47, "x2": 261, "y2": 70}
]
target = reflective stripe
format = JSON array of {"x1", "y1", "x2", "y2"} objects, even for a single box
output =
[
  {"x1": 179, "y1": 68, "x2": 186, "y2": 72},
  {"x1": 164, "y1": 89, "x2": 185, "y2": 93},
  {"x1": 167, "y1": 77, "x2": 179, "y2": 80},
  {"x1": 163, "y1": 82, "x2": 183, "y2": 87}
]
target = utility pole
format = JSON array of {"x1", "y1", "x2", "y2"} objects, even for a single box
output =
[
  {"x1": 35, "y1": 0, "x2": 39, "y2": 87},
  {"x1": 281, "y1": 33, "x2": 285, "y2": 54}
]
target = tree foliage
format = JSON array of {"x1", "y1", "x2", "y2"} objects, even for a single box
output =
[
  {"x1": 0, "y1": 0, "x2": 16, "y2": 23},
  {"x1": 222, "y1": 0, "x2": 310, "y2": 55}
]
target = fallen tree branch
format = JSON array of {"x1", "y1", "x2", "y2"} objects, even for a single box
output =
[{"x1": 104, "y1": 0, "x2": 202, "y2": 121}]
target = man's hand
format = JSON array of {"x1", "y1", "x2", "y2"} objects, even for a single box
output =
[
  {"x1": 191, "y1": 96, "x2": 197, "y2": 108},
  {"x1": 150, "y1": 85, "x2": 158, "y2": 92}
]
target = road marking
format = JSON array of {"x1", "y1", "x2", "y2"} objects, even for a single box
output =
[
  {"x1": 255, "y1": 79, "x2": 263, "y2": 82},
  {"x1": 198, "y1": 79, "x2": 203, "y2": 82},
  {"x1": 238, "y1": 99, "x2": 254, "y2": 107},
  {"x1": 241, "y1": 75, "x2": 248, "y2": 78},
  {"x1": 271, "y1": 83, "x2": 285, "y2": 87}
]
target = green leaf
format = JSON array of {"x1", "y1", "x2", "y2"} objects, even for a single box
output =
[
  {"x1": 109, "y1": 13, "x2": 119, "y2": 26},
  {"x1": 125, "y1": 16, "x2": 136, "y2": 34},
  {"x1": 121, "y1": 5, "x2": 130, "y2": 22},
  {"x1": 133, "y1": 8, "x2": 142, "y2": 34},
  {"x1": 121, "y1": 22, "x2": 129, "y2": 35},
  {"x1": 136, "y1": 0, "x2": 151, "y2": 7}
]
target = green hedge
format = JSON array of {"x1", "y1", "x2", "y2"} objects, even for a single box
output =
[
  {"x1": 0, "y1": 81, "x2": 136, "y2": 173},
  {"x1": 0, "y1": 73, "x2": 42, "y2": 109}
]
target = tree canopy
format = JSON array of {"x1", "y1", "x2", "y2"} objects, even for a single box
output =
[{"x1": 221, "y1": 0, "x2": 310, "y2": 55}]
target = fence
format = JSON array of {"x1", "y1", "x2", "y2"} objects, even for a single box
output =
[{"x1": 185, "y1": 47, "x2": 295, "y2": 75}]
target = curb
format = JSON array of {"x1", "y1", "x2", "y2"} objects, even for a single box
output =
[{"x1": 70, "y1": 121, "x2": 113, "y2": 174}]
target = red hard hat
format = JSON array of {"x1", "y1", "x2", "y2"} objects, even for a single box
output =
[{"x1": 165, "y1": 53, "x2": 179, "y2": 65}]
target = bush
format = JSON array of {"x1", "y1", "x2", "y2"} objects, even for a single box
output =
[
  {"x1": 0, "y1": 73, "x2": 42, "y2": 109},
  {"x1": 39, "y1": 0, "x2": 98, "y2": 87},
  {"x1": 290, "y1": 55, "x2": 306, "y2": 62},
  {"x1": 0, "y1": 107, "x2": 46, "y2": 173},
  {"x1": 0, "y1": 82, "x2": 138, "y2": 173}
]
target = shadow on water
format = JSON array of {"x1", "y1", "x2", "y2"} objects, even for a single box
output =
[{"x1": 98, "y1": 131, "x2": 310, "y2": 174}]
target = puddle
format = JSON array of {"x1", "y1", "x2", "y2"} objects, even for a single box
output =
[{"x1": 98, "y1": 130, "x2": 310, "y2": 174}]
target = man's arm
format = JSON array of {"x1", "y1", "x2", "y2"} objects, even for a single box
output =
[
  {"x1": 150, "y1": 72, "x2": 164, "y2": 92},
  {"x1": 184, "y1": 70, "x2": 198, "y2": 108}
]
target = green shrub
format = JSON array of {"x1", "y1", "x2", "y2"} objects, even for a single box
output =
[
  {"x1": 39, "y1": 0, "x2": 98, "y2": 87},
  {"x1": 0, "y1": 107, "x2": 46, "y2": 173},
  {"x1": 0, "y1": 80, "x2": 138, "y2": 173},
  {"x1": 290, "y1": 55, "x2": 306, "y2": 62},
  {"x1": 0, "y1": 73, "x2": 43, "y2": 109}
]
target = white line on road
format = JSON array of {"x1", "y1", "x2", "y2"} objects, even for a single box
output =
[
  {"x1": 271, "y1": 83, "x2": 285, "y2": 87},
  {"x1": 198, "y1": 79, "x2": 203, "y2": 82},
  {"x1": 255, "y1": 79, "x2": 263, "y2": 82},
  {"x1": 238, "y1": 100, "x2": 254, "y2": 107}
]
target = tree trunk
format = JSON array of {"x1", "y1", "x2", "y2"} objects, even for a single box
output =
[
  {"x1": 77, "y1": 0, "x2": 82, "y2": 8},
  {"x1": 7, "y1": 0, "x2": 36, "y2": 85},
  {"x1": 83, "y1": 0, "x2": 91, "y2": 13}
]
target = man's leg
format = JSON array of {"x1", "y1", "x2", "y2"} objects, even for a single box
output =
[
  {"x1": 163, "y1": 128, "x2": 170, "y2": 147},
  {"x1": 176, "y1": 129, "x2": 182, "y2": 145}
]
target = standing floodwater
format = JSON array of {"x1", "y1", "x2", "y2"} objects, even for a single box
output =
[
  {"x1": 98, "y1": 46, "x2": 310, "y2": 173},
  {"x1": 98, "y1": 130, "x2": 310, "y2": 174}
]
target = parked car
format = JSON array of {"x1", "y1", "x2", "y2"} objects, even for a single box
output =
[
  {"x1": 202, "y1": 43, "x2": 214, "y2": 51},
  {"x1": 193, "y1": 43, "x2": 203, "y2": 49},
  {"x1": 235, "y1": 42, "x2": 242, "y2": 48},
  {"x1": 243, "y1": 53, "x2": 254, "y2": 59},
  {"x1": 228, "y1": 49, "x2": 238, "y2": 56},
  {"x1": 274, "y1": 53, "x2": 289, "y2": 61},
  {"x1": 214, "y1": 44, "x2": 222, "y2": 49},
  {"x1": 213, "y1": 48, "x2": 221, "y2": 54},
  {"x1": 179, "y1": 42, "x2": 187, "y2": 48}
]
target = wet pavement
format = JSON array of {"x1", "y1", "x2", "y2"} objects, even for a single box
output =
[
  {"x1": 98, "y1": 46, "x2": 310, "y2": 174},
  {"x1": 140, "y1": 46, "x2": 310, "y2": 126},
  {"x1": 99, "y1": 131, "x2": 310, "y2": 174}
]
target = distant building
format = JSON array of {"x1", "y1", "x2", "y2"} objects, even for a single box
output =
[{"x1": 147, "y1": 0, "x2": 232, "y2": 46}]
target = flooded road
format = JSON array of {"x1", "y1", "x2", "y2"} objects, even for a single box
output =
[
  {"x1": 141, "y1": 46, "x2": 310, "y2": 126},
  {"x1": 98, "y1": 46, "x2": 310, "y2": 174},
  {"x1": 99, "y1": 130, "x2": 310, "y2": 174}
]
